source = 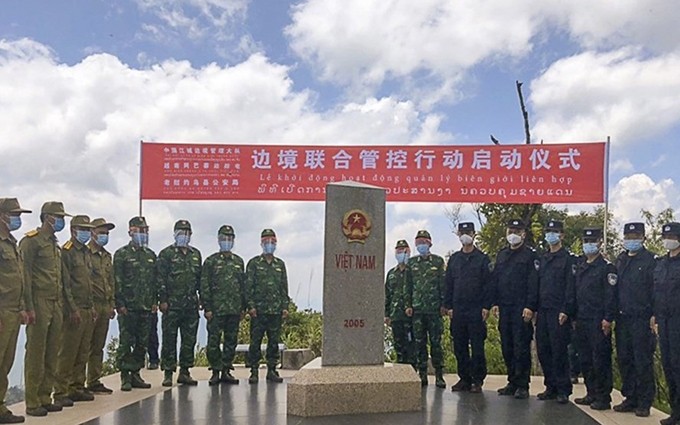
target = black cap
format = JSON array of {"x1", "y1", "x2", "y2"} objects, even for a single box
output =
[
  {"x1": 582, "y1": 228, "x2": 602, "y2": 239},
  {"x1": 546, "y1": 220, "x2": 564, "y2": 232},
  {"x1": 506, "y1": 219, "x2": 525, "y2": 229},
  {"x1": 458, "y1": 222, "x2": 475, "y2": 232},
  {"x1": 623, "y1": 222, "x2": 645, "y2": 235},
  {"x1": 662, "y1": 223, "x2": 680, "y2": 238}
]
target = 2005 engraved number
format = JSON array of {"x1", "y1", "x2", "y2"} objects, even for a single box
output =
[{"x1": 343, "y1": 319, "x2": 365, "y2": 328}]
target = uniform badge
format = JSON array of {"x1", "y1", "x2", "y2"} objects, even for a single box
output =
[
  {"x1": 607, "y1": 273, "x2": 618, "y2": 286},
  {"x1": 572, "y1": 264, "x2": 577, "y2": 275},
  {"x1": 534, "y1": 259, "x2": 540, "y2": 271}
]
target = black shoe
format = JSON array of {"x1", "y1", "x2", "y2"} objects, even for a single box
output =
[
  {"x1": 514, "y1": 388, "x2": 529, "y2": 399},
  {"x1": 221, "y1": 370, "x2": 239, "y2": 385},
  {"x1": 41, "y1": 403, "x2": 62, "y2": 412},
  {"x1": 574, "y1": 395, "x2": 595, "y2": 405},
  {"x1": 537, "y1": 390, "x2": 557, "y2": 400},
  {"x1": 147, "y1": 362, "x2": 159, "y2": 370},
  {"x1": 635, "y1": 407, "x2": 650, "y2": 417},
  {"x1": 470, "y1": 383, "x2": 483, "y2": 393},
  {"x1": 131, "y1": 373, "x2": 152, "y2": 389},
  {"x1": 162, "y1": 371, "x2": 173, "y2": 387},
  {"x1": 589, "y1": 401, "x2": 611, "y2": 410},
  {"x1": 53, "y1": 397, "x2": 74, "y2": 408},
  {"x1": 209, "y1": 370, "x2": 221, "y2": 386},
  {"x1": 497, "y1": 384, "x2": 516, "y2": 396},
  {"x1": 69, "y1": 391, "x2": 95, "y2": 402},
  {"x1": 25, "y1": 407, "x2": 47, "y2": 417},
  {"x1": 451, "y1": 380, "x2": 471, "y2": 392},
  {"x1": 661, "y1": 416, "x2": 680, "y2": 425},
  {"x1": 87, "y1": 382, "x2": 114, "y2": 394},
  {"x1": 613, "y1": 399, "x2": 637, "y2": 412},
  {"x1": 571, "y1": 377, "x2": 579, "y2": 384},
  {"x1": 177, "y1": 368, "x2": 198, "y2": 386},
  {"x1": 0, "y1": 411, "x2": 25, "y2": 423},
  {"x1": 420, "y1": 372, "x2": 428, "y2": 387},
  {"x1": 266, "y1": 369, "x2": 284, "y2": 383},
  {"x1": 556, "y1": 394, "x2": 569, "y2": 404}
]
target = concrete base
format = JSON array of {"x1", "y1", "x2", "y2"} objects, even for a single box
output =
[
  {"x1": 287, "y1": 358, "x2": 422, "y2": 417},
  {"x1": 281, "y1": 348, "x2": 315, "y2": 370}
]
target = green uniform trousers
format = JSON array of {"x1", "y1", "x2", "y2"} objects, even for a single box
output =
[
  {"x1": 24, "y1": 298, "x2": 63, "y2": 408},
  {"x1": 413, "y1": 313, "x2": 444, "y2": 373},
  {"x1": 55, "y1": 309, "x2": 94, "y2": 397},
  {"x1": 87, "y1": 304, "x2": 111, "y2": 386},
  {"x1": 0, "y1": 310, "x2": 20, "y2": 415},
  {"x1": 161, "y1": 310, "x2": 198, "y2": 371},
  {"x1": 249, "y1": 314, "x2": 282, "y2": 369},
  {"x1": 206, "y1": 314, "x2": 240, "y2": 371},
  {"x1": 116, "y1": 311, "x2": 151, "y2": 373}
]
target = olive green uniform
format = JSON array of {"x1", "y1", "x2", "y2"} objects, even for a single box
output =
[
  {"x1": 87, "y1": 240, "x2": 114, "y2": 388},
  {"x1": 20, "y1": 228, "x2": 63, "y2": 409},
  {"x1": 385, "y1": 264, "x2": 415, "y2": 365}
]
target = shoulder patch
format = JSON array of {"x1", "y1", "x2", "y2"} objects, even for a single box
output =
[
  {"x1": 63, "y1": 240, "x2": 73, "y2": 250},
  {"x1": 25, "y1": 229, "x2": 39, "y2": 237},
  {"x1": 607, "y1": 273, "x2": 618, "y2": 286},
  {"x1": 534, "y1": 259, "x2": 541, "y2": 271}
]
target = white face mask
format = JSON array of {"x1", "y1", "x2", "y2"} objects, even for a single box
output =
[
  {"x1": 663, "y1": 239, "x2": 680, "y2": 251},
  {"x1": 506, "y1": 233, "x2": 522, "y2": 246},
  {"x1": 459, "y1": 234, "x2": 474, "y2": 246}
]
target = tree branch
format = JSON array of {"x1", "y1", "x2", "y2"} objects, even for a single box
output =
[{"x1": 516, "y1": 80, "x2": 531, "y2": 145}]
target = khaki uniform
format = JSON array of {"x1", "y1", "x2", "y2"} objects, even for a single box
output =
[
  {"x1": 87, "y1": 241, "x2": 114, "y2": 387},
  {"x1": 20, "y1": 228, "x2": 63, "y2": 409}
]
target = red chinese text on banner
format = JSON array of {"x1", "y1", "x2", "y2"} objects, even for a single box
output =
[{"x1": 140, "y1": 142, "x2": 606, "y2": 204}]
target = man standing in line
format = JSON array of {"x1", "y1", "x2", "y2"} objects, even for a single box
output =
[
  {"x1": 114, "y1": 217, "x2": 156, "y2": 392},
  {"x1": 201, "y1": 225, "x2": 245, "y2": 385},
  {"x1": 493, "y1": 219, "x2": 539, "y2": 400},
  {"x1": 86, "y1": 218, "x2": 116, "y2": 395},
  {"x1": 407, "y1": 229, "x2": 446, "y2": 388},
  {"x1": 385, "y1": 240, "x2": 415, "y2": 367},
  {"x1": 158, "y1": 220, "x2": 202, "y2": 387},
  {"x1": 246, "y1": 229, "x2": 289, "y2": 384},
  {"x1": 21, "y1": 201, "x2": 70, "y2": 417},
  {"x1": 445, "y1": 222, "x2": 492, "y2": 394},
  {"x1": 0, "y1": 198, "x2": 31, "y2": 424}
]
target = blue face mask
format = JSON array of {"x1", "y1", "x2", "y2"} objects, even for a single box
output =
[
  {"x1": 52, "y1": 216, "x2": 65, "y2": 232},
  {"x1": 96, "y1": 234, "x2": 109, "y2": 247},
  {"x1": 175, "y1": 232, "x2": 191, "y2": 247},
  {"x1": 395, "y1": 252, "x2": 409, "y2": 264},
  {"x1": 219, "y1": 239, "x2": 234, "y2": 252},
  {"x1": 8, "y1": 216, "x2": 21, "y2": 231},
  {"x1": 583, "y1": 242, "x2": 599, "y2": 256},
  {"x1": 623, "y1": 239, "x2": 643, "y2": 252},
  {"x1": 75, "y1": 229, "x2": 90, "y2": 244},
  {"x1": 262, "y1": 242, "x2": 276, "y2": 255},
  {"x1": 416, "y1": 243, "x2": 429, "y2": 256},
  {"x1": 132, "y1": 232, "x2": 149, "y2": 247},
  {"x1": 545, "y1": 232, "x2": 561, "y2": 246}
]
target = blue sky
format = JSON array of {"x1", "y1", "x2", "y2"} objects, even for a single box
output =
[{"x1": 2, "y1": 0, "x2": 679, "y2": 385}]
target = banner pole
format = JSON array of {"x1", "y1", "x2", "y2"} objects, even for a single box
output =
[
  {"x1": 603, "y1": 137, "x2": 611, "y2": 255},
  {"x1": 139, "y1": 140, "x2": 143, "y2": 217}
]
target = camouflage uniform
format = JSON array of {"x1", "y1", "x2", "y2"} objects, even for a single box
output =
[
  {"x1": 246, "y1": 229, "x2": 289, "y2": 381},
  {"x1": 200, "y1": 225, "x2": 245, "y2": 383},
  {"x1": 86, "y1": 218, "x2": 115, "y2": 393},
  {"x1": 20, "y1": 202, "x2": 68, "y2": 413},
  {"x1": 54, "y1": 215, "x2": 96, "y2": 403},
  {"x1": 157, "y1": 220, "x2": 201, "y2": 383},
  {"x1": 0, "y1": 198, "x2": 30, "y2": 422},
  {"x1": 114, "y1": 217, "x2": 157, "y2": 390},
  {"x1": 385, "y1": 241, "x2": 415, "y2": 366},
  {"x1": 408, "y1": 230, "x2": 446, "y2": 386}
]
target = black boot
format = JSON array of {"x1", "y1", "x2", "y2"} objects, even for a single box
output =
[{"x1": 209, "y1": 370, "x2": 221, "y2": 386}]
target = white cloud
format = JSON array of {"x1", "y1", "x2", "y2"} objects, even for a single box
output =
[
  {"x1": 609, "y1": 173, "x2": 680, "y2": 223},
  {"x1": 611, "y1": 158, "x2": 634, "y2": 173}
]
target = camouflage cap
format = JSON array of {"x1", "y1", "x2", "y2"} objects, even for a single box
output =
[
  {"x1": 458, "y1": 222, "x2": 475, "y2": 232},
  {"x1": 662, "y1": 222, "x2": 680, "y2": 237},
  {"x1": 70, "y1": 215, "x2": 94, "y2": 229},
  {"x1": 506, "y1": 218, "x2": 525, "y2": 229},
  {"x1": 623, "y1": 222, "x2": 645, "y2": 235},
  {"x1": 218, "y1": 225, "x2": 235, "y2": 236},
  {"x1": 41, "y1": 201, "x2": 71, "y2": 217},
  {"x1": 174, "y1": 219, "x2": 192, "y2": 231},
  {"x1": 395, "y1": 239, "x2": 409, "y2": 249},
  {"x1": 546, "y1": 220, "x2": 564, "y2": 232},
  {"x1": 415, "y1": 229, "x2": 431, "y2": 240},
  {"x1": 128, "y1": 216, "x2": 148, "y2": 228},
  {"x1": 261, "y1": 228, "x2": 276, "y2": 238},
  {"x1": 0, "y1": 198, "x2": 31, "y2": 214},
  {"x1": 582, "y1": 228, "x2": 602, "y2": 239},
  {"x1": 91, "y1": 217, "x2": 115, "y2": 230}
]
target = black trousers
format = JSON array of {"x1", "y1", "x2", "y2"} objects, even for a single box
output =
[
  {"x1": 499, "y1": 306, "x2": 533, "y2": 390},
  {"x1": 536, "y1": 309, "x2": 572, "y2": 395},
  {"x1": 575, "y1": 319, "x2": 612, "y2": 403},
  {"x1": 615, "y1": 315, "x2": 656, "y2": 408},
  {"x1": 659, "y1": 315, "x2": 680, "y2": 418},
  {"x1": 451, "y1": 311, "x2": 487, "y2": 385}
]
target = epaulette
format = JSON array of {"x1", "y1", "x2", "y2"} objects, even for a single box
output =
[
  {"x1": 25, "y1": 229, "x2": 39, "y2": 237},
  {"x1": 63, "y1": 240, "x2": 73, "y2": 250}
]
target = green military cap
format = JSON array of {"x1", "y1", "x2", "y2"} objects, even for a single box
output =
[
  {"x1": 174, "y1": 219, "x2": 192, "y2": 231},
  {"x1": 128, "y1": 216, "x2": 148, "y2": 228},
  {"x1": 0, "y1": 198, "x2": 31, "y2": 214},
  {"x1": 415, "y1": 229, "x2": 431, "y2": 240},
  {"x1": 91, "y1": 217, "x2": 115, "y2": 230},
  {"x1": 41, "y1": 201, "x2": 71, "y2": 216},
  {"x1": 261, "y1": 228, "x2": 276, "y2": 238},
  {"x1": 70, "y1": 215, "x2": 94, "y2": 228},
  {"x1": 218, "y1": 225, "x2": 235, "y2": 236},
  {"x1": 395, "y1": 239, "x2": 409, "y2": 249}
]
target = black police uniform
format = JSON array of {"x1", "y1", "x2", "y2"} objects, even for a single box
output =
[
  {"x1": 615, "y1": 245, "x2": 656, "y2": 410},
  {"x1": 493, "y1": 242, "x2": 539, "y2": 392},
  {"x1": 654, "y1": 224, "x2": 680, "y2": 423},
  {"x1": 573, "y1": 254, "x2": 617, "y2": 405},
  {"x1": 444, "y1": 247, "x2": 492, "y2": 386},
  {"x1": 536, "y1": 246, "x2": 576, "y2": 398}
]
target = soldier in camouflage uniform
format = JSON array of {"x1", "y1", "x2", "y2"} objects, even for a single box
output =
[
  {"x1": 407, "y1": 229, "x2": 447, "y2": 388},
  {"x1": 20, "y1": 201, "x2": 70, "y2": 416},
  {"x1": 201, "y1": 225, "x2": 245, "y2": 385},
  {"x1": 157, "y1": 220, "x2": 201, "y2": 387},
  {"x1": 0, "y1": 198, "x2": 30, "y2": 424},
  {"x1": 246, "y1": 229, "x2": 289, "y2": 384},
  {"x1": 86, "y1": 218, "x2": 116, "y2": 395},
  {"x1": 114, "y1": 216, "x2": 156, "y2": 392},
  {"x1": 385, "y1": 239, "x2": 415, "y2": 366},
  {"x1": 54, "y1": 215, "x2": 96, "y2": 406}
]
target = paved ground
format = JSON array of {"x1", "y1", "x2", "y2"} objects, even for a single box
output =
[{"x1": 7, "y1": 366, "x2": 670, "y2": 425}]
